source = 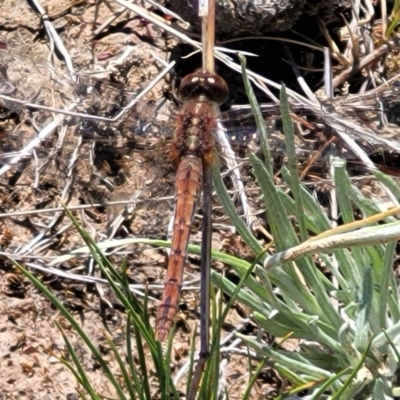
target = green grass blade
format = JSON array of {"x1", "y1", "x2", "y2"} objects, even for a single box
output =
[
  {"x1": 219, "y1": 248, "x2": 266, "y2": 333},
  {"x1": 249, "y1": 153, "x2": 299, "y2": 250},
  {"x1": 354, "y1": 267, "x2": 373, "y2": 351},
  {"x1": 279, "y1": 85, "x2": 307, "y2": 242},
  {"x1": 277, "y1": 186, "x2": 331, "y2": 234},
  {"x1": 106, "y1": 336, "x2": 137, "y2": 399},
  {"x1": 386, "y1": 0, "x2": 400, "y2": 37},
  {"x1": 379, "y1": 241, "x2": 397, "y2": 328},
  {"x1": 239, "y1": 53, "x2": 273, "y2": 176},
  {"x1": 373, "y1": 168, "x2": 400, "y2": 200},
  {"x1": 61, "y1": 207, "x2": 162, "y2": 359},
  {"x1": 120, "y1": 273, "x2": 153, "y2": 400},
  {"x1": 126, "y1": 314, "x2": 145, "y2": 400},
  {"x1": 330, "y1": 337, "x2": 373, "y2": 400},
  {"x1": 212, "y1": 162, "x2": 263, "y2": 255},
  {"x1": 186, "y1": 326, "x2": 198, "y2": 398},
  {"x1": 310, "y1": 368, "x2": 352, "y2": 399},
  {"x1": 211, "y1": 285, "x2": 224, "y2": 400},
  {"x1": 242, "y1": 357, "x2": 268, "y2": 400},
  {"x1": 58, "y1": 325, "x2": 101, "y2": 399}
]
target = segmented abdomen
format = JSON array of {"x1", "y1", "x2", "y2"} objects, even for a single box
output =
[{"x1": 155, "y1": 155, "x2": 203, "y2": 341}]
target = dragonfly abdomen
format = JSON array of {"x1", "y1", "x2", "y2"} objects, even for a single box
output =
[{"x1": 155, "y1": 155, "x2": 203, "y2": 341}]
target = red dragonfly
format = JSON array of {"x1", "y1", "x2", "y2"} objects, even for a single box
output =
[{"x1": 153, "y1": 69, "x2": 229, "y2": 341}]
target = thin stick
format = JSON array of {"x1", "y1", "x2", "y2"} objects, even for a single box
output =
[
  {"x1": 199, "y1": 166, "x2": 213, "y2": 358},
  {"x1": 186, "y1": 168, "x2": 213, "y2": 400},
  {"x1": 187, "y1": 1, "x2": 217, "y2": 398},
  {"x1": 201, "y1": 0, "x2": 216, "y2": 73},
  {"x1": 187, "y1": 357, "x2": 208, "y2": 400},
  {"x1": 186, "y1": 166, "x2": 214, "y2": 400},
  {"x1": 331, "y1": 41, "x2": 393, "y2": 89},
  {"x1": 199, "y1": 0, "x2": 216, "y2": 358}
]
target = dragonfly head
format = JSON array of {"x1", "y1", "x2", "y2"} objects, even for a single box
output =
[{"x1": 179, "y1": 70, "x2": 228, "y2": 105}]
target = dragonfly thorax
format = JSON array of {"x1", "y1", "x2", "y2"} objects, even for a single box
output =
[
  {"x1": 172, "y1": 97, "x2": 217, "y2": 161},
  {"x1": 184, "y1": 135, "x2": 201, "y2": 153}
]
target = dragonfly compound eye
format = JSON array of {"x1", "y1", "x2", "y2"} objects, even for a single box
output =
[{"x1": 179, "y1": 70, "x2": 228, "y2": 105}]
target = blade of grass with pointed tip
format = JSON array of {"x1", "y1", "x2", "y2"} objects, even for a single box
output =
[
  {"x1": 242, "y1": 357, "x2": 268, "y2": 400},
  {"x1": 239, "y1": 53, "x2": 272, "y2": 176},
  {"x1": 373, "y1": 168, "x2": 400, "y2": 200},
  {"x1": 333, "y1": 160, "x2": 364, "y2": 288},
  {"x1": 126, "y1": 314, "x2": 144, "y2": 400},
  {"x1": 280, "y1": 85, "x2": 307, "y2": 242},
  {"x1": 333, "y1": 158, "x2": 354, "y2": 224},
  {"x1": 249, "y1": 153, "x2": 299, "y2": 250}
]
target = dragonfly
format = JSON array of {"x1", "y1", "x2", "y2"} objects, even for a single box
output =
[{"x1": 153, "y1": 69, "x2": 229, "y2": 341}]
